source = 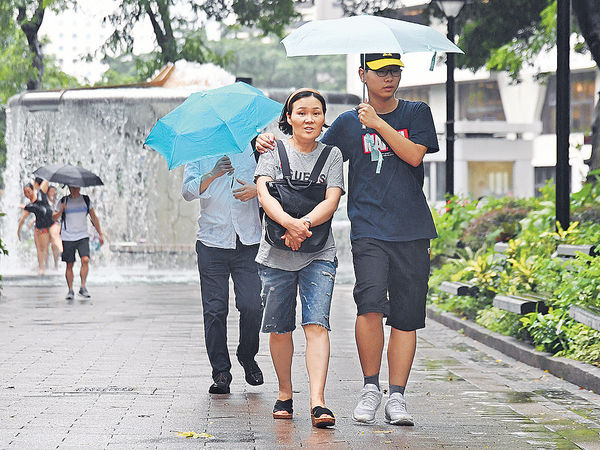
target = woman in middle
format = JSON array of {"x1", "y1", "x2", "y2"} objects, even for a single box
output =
[{"x1": 255, "y1": 88, "x2": 344, "y2": 428}]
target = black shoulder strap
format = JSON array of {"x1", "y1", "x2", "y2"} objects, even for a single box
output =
[
  {"x1": 82, "y1": 195, "x2": 90, "y2": 213},
  {"x1": 308, "y1": 145, "x2": 333, "y2": 183},
  {"x1": 275, "y1": 139, "x2": 292, "y2": 178},
  {"x1": 61, "y1": 196, "x2": 68, "y2": 230}
]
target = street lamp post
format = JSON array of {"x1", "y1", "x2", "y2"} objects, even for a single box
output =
[
  {"x1": 556, "y1": 0, "x2": 570, "y2": 230},
  {"x1": 437, "y1": 0, "x2": 465, "y2": 196}
]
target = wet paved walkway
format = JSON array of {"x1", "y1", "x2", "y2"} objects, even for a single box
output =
[{"x1": 1, "y1": 282, "x2": 600, "y2": 449}]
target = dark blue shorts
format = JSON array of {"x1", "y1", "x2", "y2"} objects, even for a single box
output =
[
  {"x1": 259, "y1": 259, "x2": 337, "y2": 334},
  {"x1": 61, "y1": 238, "x2": 90, "y2": 263},
  {"x1": 351, "y1": 238, "x2": 431, "y2": 331}
]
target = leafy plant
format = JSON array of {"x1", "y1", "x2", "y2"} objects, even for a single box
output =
[
  {"x1": 520, "y1": 308, "x2": 571, "y2": 353},
  {"x1": 554, "y1": 255, "x2": 600, "y2": 310},
  {"x1": 452, "y1": 248, "x2": 499, "y2": 296},
  {"x1": 476, "y1": 307, "x2": 528, "y2": 339},
  {"x1": 461, "y1": 206, "x2": 530, "y2": 250},
  {"x1": 428, "y1": 189, "x2": 600, "y2": 366},
  {"x1": 557, "y1": 323, "x2": 600, "y2": 366},
  {"x1": 432, "y1": 293, "x2": 489, "y2": 320},
  {"x1": 430, "y1": 196, "x2": 478, "y2": 266}
]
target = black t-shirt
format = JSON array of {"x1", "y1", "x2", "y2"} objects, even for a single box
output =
[
  {"x1": 25, "y1": 191, "x2": 54, "y2": 229},
  {"x1": 322, "y1": 99, "x2": 438, "y2": 242}
]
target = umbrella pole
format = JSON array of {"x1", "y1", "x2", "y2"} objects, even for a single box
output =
[{"x1": 361, "y1": 57, "x2": 367, "y2": 130}]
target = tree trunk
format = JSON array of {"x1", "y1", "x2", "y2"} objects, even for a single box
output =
[
  {"x1": 573, "y1": 0, "x2": 600, "y2": 174},
  {"x1": 17, "y1": 2, "x2": 45, "y2": 91},
  {"x1": 145, "y1": 0, "x2": 177, "y2": 64}
]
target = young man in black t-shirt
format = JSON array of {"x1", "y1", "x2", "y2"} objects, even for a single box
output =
[
  {"x1": 256, "y1": 53, "x2": 439, "y2": 426},
  {"x1": 323, "y1": 52, "x2": 439, "y2": 426}
]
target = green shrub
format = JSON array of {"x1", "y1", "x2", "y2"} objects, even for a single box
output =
[
  {"x1": 461, "y1": 206, "x2": 530, "y2": 250},
  {"x1": 428, "y1": 185, "x2": 600, "y2": 366},
  {"x1": 520, "y1": 308, "x2": 571, "y2": 353},
  {"x1": 557, "y1": 322, "x2": 600, "y2": 367},
  {"x1": 430, "y1": 197, "x2": 478, "y2": 266},
  {"x1": 476, "y1": 307, "x2": 528, "y2": 339},
  {"x1": 432, "y1": 293, "x2": 491, "y2": 320},
  {"x1": 553, "y1": 254, "x2": 600, "y2": 310},
  {"x1": 573, "y1": 204, "x2": 600, "y2": 224}
]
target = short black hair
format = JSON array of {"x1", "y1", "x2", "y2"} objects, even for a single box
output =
[
  {"x1": 278, "y1": 89, "x2": 327, "y2": 135},
  {"x1": 34, "y1": 177, "x2": 43, "y2": 186},
  {"x1": 24, "y1": 183, "x2": 34, "y2": 190}
]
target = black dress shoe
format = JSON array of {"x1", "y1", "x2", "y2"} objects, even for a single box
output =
[
  {"x1": 209, "y1": 372, "x2": 232, "y2": 394},
  {"x1": 240, "y1": 359, "x2": 264, "y2": 386}
]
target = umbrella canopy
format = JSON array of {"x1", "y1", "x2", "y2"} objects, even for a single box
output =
[
  {"x1": 281, "y1": 15, "x2": 463, "y2": 57},
  {"x1": 33, "y1": 164, "x2": 103, "y2": 187},
  {"x1": 144, "y1": 81, "x2": 283, "y2": 170}
]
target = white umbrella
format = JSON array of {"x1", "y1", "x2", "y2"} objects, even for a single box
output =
[
  {"x1": 282, "y1": 15, "x2": 462, "y2": 57},
  {"x1": 282, "y1": 15, "x2": 463, "y2": 100}
]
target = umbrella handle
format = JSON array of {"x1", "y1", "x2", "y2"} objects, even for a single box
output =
[
  {"x1": 362, "y1": 79, "x2": 367, "y2": 130},
  {"x1": 355, "y1": 104, "x2": 367, "y2": 131}
]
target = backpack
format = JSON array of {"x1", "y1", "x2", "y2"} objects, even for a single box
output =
[{"x1": 60, "y1": 194, "x2": 90, "y2": 230}]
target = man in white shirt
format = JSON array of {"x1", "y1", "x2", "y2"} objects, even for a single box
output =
[
  {"x1": 182, "y1": 144, "x2": 264, "y2": 394},
  {"x1": 53, "y1": 186, "x2": 103, "y2": 300}
]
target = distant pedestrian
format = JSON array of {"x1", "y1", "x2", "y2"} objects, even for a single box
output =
[
  {"x1": 46, "y1": 185, "x2": 63, "y2": 269},
  {"x1": 255, "y1": 88, "x2": 344, "y2": 428},
  {"x1": 53, "y1": 186, "x2": 103, "y2": 300},
  {"x1": 17, "y1": 178, "x2": 54, "y2": 275},
  {"x1": 182, "y1": 144, "x2": 264, "y2": 395}
]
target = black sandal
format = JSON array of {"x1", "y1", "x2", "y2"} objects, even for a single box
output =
[
  {"x1": 311, "y1": 406, "x2": 335, "y2": 428},
  {"x1": 273, "y1": 399, "x2": 293, "y2": 419}
]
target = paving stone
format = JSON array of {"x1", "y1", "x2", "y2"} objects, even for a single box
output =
[{"x1": 1, "y1": 283, "x2": 600, "y2": 448}]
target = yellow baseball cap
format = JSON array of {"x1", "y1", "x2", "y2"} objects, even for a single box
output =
[{"x1": 361, "y1": 53, "x2": 404, "y2": 70}]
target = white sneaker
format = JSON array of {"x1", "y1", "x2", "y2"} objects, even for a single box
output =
[
  {"x1": 385, "y1": 392, "x2": 414, "y2": 426},
  {"x1": 352, "y1": 384, "x2": 382, "y2": 424}
]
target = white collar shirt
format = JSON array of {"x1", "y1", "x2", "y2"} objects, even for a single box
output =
[{"x1": 181, "y1": 145, "x2": 262, "y2": 249}]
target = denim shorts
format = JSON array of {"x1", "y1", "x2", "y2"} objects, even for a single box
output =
[{"x1": 259, "y1": 259, "x2": 337, "y2": 334}]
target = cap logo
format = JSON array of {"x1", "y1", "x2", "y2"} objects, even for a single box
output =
[{"x1": 383, "y1": 53, "x2": 392, "y2": 57}]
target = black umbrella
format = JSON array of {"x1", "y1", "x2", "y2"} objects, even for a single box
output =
[{"x1": 33, "y1": 164, "x2": 103, "y2": 187}]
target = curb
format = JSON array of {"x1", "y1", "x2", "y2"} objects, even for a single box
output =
[{"x1": 427, "y1": 305, "x2": 600, "y2": 394}]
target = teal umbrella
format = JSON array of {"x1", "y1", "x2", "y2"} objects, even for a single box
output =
[{"x1": 145, "y1": 82, "x2": 283, "y2": 169}]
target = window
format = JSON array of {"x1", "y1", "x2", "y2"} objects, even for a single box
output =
[
  {"x1": 458, "y1": 81, "x2": 505, "y2": 121},
  {"x1": 423, "y1": 162, "x2": 446, "y2": 202},
  {"x1": 534, "y1": 166, "x2": 571, "y2": 197},
  {"x1": 534, "y1": 166, "x2": 555, "y2": 197},
  {"x1": 436, "y1": 162, "x2": 446, "y2": 201},
  {"x1": 397, "y1": 86, "x2": 429, "y2": 103},
  {"x1": 468, "y1": 162, "x2": 513, "y2": 198},
  {"x1": 423, "y1": 162, "x2": 431, "y2": 201},
  {"x1": 542, "y1": 71, "x2": 596, "y2": 134}
]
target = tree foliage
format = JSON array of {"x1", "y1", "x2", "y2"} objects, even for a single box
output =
[
  {"x1": 210, "y1": 38, "x2": 346, "y2": 91},
  {"x1": 0, "y1": 0, "x2": 79, "y2": 187},
  {"x1": 102, "y1": 0, "x2": 299, "y2": 80}
]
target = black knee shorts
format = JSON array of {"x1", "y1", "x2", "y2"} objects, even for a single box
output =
[
  {"x1": 61, "y1": 238, "x2": 90, "y2": 263},
  {"x1": 351, "y1": 238, "x2": 431, "y2": 331}
]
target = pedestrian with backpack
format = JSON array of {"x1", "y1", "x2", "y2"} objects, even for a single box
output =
[{"x1": 53, "y1": 186, "x2": 104, "y2": 300}]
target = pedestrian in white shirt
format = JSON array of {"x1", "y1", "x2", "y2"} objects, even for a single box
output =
[
  {"x1": 52, "y1": 186, "x2": 103, "y2": 300},
  {"x1": 182, "y1": 144, "x2": 264, "y2": 394}
]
